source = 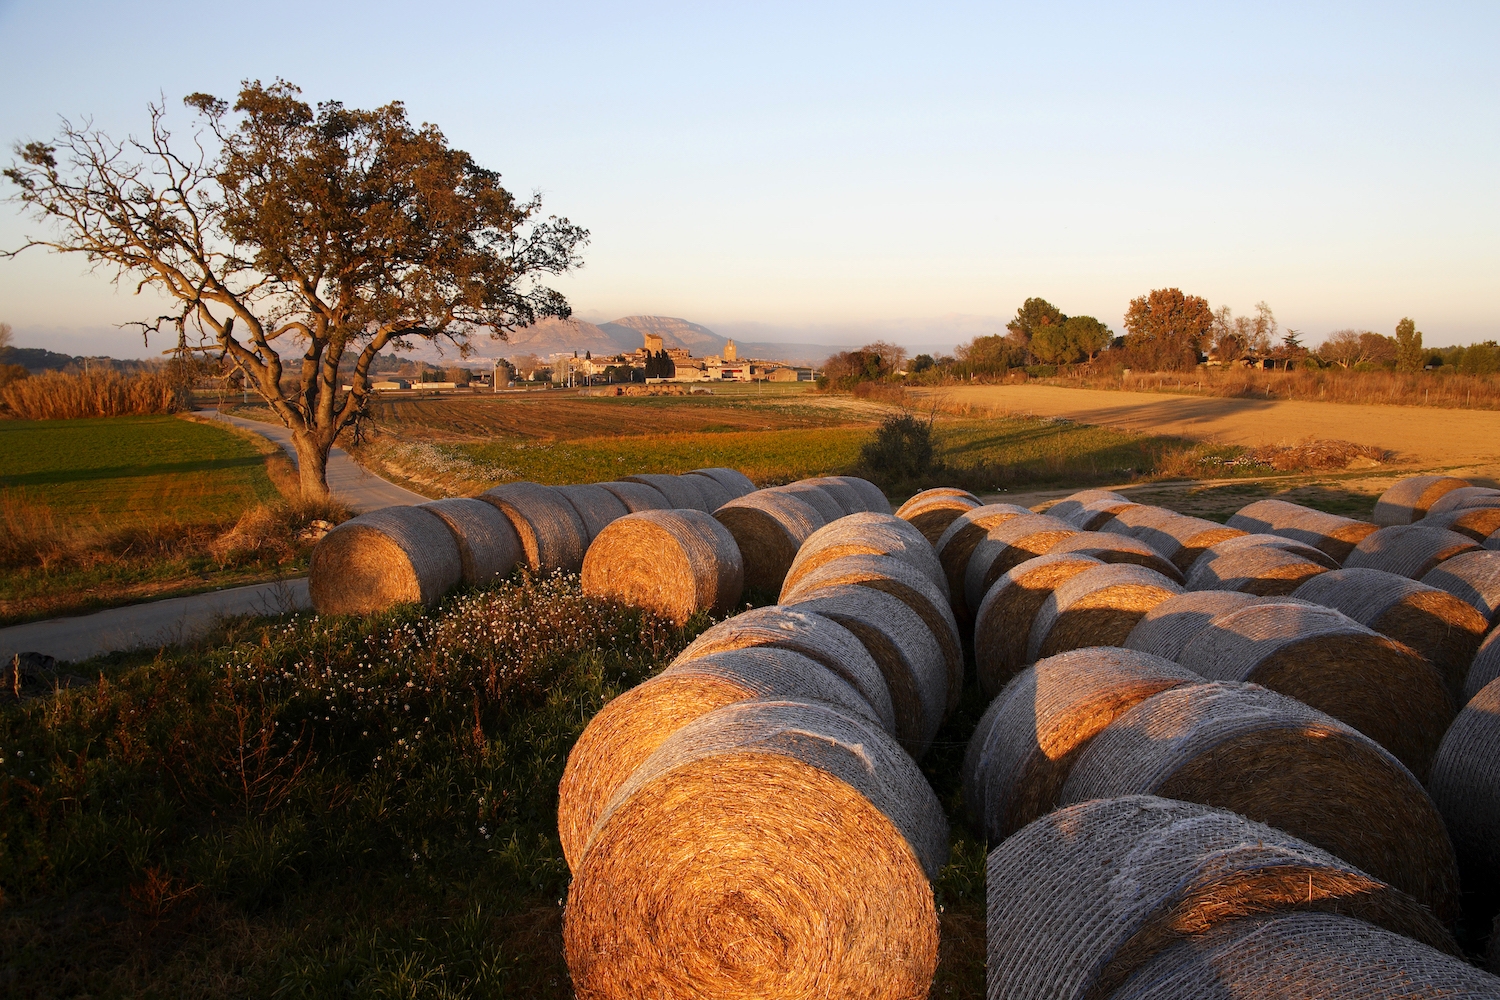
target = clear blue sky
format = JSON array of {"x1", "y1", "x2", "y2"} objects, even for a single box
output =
[{"x1": 1, "y1": 1, "x2": 1496, "y2": 357}]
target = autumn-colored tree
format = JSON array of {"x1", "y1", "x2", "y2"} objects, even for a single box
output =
[
  {"x1": 955, "y1": 334, "x2": 1028, "y2": 373},
  {"x1": 1122, "y1": 288, "x2": 1214, "y2": 371},
  {"x1": 4, "y1": 81, "x2": 587, "y2": 498},
  {"x1": 1395, "y1": 317, "x2": 1424, "y2": 372},
  {"x1": 1005, "y1": 297, "x2": 1065, "y2": 346}
]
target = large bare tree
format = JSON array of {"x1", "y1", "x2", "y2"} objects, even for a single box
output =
[{"x1": 4, "y1": 80, "x2": 587, "y2": 497}]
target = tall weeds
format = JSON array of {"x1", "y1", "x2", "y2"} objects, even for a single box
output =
[
  {"x1": 1033, "y1": 366, "x2": 1500, "y2": 410},
  {"x1": 1, "y1": 368, "x2": 188, "y2": 419}
]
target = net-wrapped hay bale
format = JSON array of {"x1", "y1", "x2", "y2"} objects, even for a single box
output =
[
  {"x1": 964, "y1": 650, "x2": 1198, "y2": 841},
  {"x1": 1059, "y1": 495, "x2": 1140, "y2": 531},
  {"x1": 1372, "y1": 474, "x2": 1472, "y2": 526},
  {"x1": 1026, "y1": 563, "x2": 1184, "y2": 662},
  {"x1": 1183, "y1": 541, "x2": 1333, "y2": 596},
  {"x1": 621, "y1": 472, "x2": 709, "y2": 511},
  {"x1": 1121, "y1": 511, "x2": 1246, "y2": 573},
  {"x1": 688, "y1": 466, "x2": 756, "y2": 501},
  {"x1": 1187, "y1": 530, "x2": 1341, "y2": 572},
  {"x1": 480, "y1": 481, "x2": 590, "y2": 573},
  {"x1": 310, "y1": 506, "x2": 463, "y2": 614},
  {"x1": 800, "y1": 476, "x2": 865, "y2": 516},
  {"x1": 1058, "y1": 681, "x2": 1461, "y2": 922},
  {"x1": 553, "y1": 483, "x2": 629, "y2": 543},
  {"x1": 934, "y1": 503, "x2": 1035, "y2": 622},
  {"x1": 418, "y1": 497, "x2": 521, "y2": 584},
  {"x1": 789, "y1": 584, "x2": 949, "y2": 756},
  {"x1": 1425, "y1": 485, "x2": 1500, "y2": 518},
  {"x1": 597, "y1": 479, "x2": 672, "y2": 512},
  {"x1": 556, "y1": 647, "x2": 882, "y2": 871},
  {"x1": 1097, "y1": 502, "x2": 1180, "y2": 538},
  {"x1": 672, "y1": 606, "x2": 896, "y2": 735},
  {"x1": 816, "y1": 475, "x2": 892, "y2": 515},
  {"x1": 1422, "y1": 505, "x2": 1500, "y2": 544},
  {"x1": 1427, "y1": 676, "x2": 1500, "y2": 899},
  {"x1": 985, "y1": 796, "x2": 1458, "y2": 1000},
  {"x1": 1043, "y1": 531, "x2": 1185, "y2": 583},
  {"x1": 783, "y1": 512, "x2": 946, "y2": 598},
  {"x1": 1344, "y1": 523, "x2": 1480, "y2": 578},
  {"x1": 565, "y1": 699, "x2": 948, "y2": 1000},
  {"x1": 896, "y1": 486, "x2": 978, "y2": 516},
  {"x1": 581, "y1": 510, "x2": 743, "y2": 625},
  {"x1": 1469, "y1": 629, "x2": 1500, "y2": 703},
  {"x1": 1492, "y1": 913, "x2": 1500, "y2": 975},
  {"x1": 1294, "y1": 567, "x2": 1488, "y2": 702},
  {"x1": 1421, "y1": 549, "x2": 1500, "y2": 626},
  {"x1": 1124, "y1": 591, "x2": 1267, "y2": 661},
  {"x1": 1044, "y1": 489, "x2": 1131, "y2": 527},
  {"x1": 973, "y1": 553, "x2": 1105, "y2": 697},
  {"x1": 896, "y1": 489, "x2": 982, "y2": 545},
  {"x1": 1226, "y1": 497, "x2": 1379, "y2": 563},
  {"x1": 679, "y1": 471, "x2": 734, "y2": 511},
  {"x1": 713, "y1": 490, "x2": 826, "y2": 591},
  {"x1": 962, "y1": 514, "x2": 1078, "y2": 614},
  {"x1": 775, "y1": 480, "x2": 848, "y2": 523}
]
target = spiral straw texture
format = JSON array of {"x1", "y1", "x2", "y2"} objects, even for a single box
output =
[
  {"x1": 310, "y1": 505, "x2": 464, "y2": 614},
  {"x1": 597, "y1": 480, "x2": 672, "y2": 512},
  {"x1": 984, "y1": 796, "x2": 1458, "y2": 1000},
  {"x1": 1422, "y1": 549, "x2": 1500, "y2": 626},
  {"x1": 1058, "y1": 681, "x2": 1461, "y2": 923},
  {"x1": 480, "y1": 482, "x2": 590, "y2": 573},
  {"x1": 1372, "y1": 474, "x2": 1472, "y2": 526},
  {"x1": 783, "y1": 512, "x2": 947, "y2": 597},
  {"x1": 896, "y1": 489, "x2": 983, "y2": 544},
  {"x1": 553, "y1": 483, "x2": 629, "y2": 543},
  {"x1": 621, "y1": 473, "x2": 709, "y2": 511},
  {"x1": 1226, "y1": 498, "x2": 1379, "y2": 563},
  {"x1": 1469, "y1": 629, "x2": 1500, "y2": 702},
  {"x1": 1123, "y1": 591, "x2": 1270, "y2": 662},
  {"x1": 1043, "y1": 531, "x2": 1185, "y2": 583},
  {"x1": 935, "y1": 503, "x2": 1036, "y2": 622},
  {"x1": 973, "y1": 553, "x2": 1106, "y2": 697},
  {"x1": 1427, "y1": 676, "x2": 1500, "y2": 897},
  {"x1": 687, "y1": 466, "x2": 757, "y2": 500},
  {"x1": 581, "y1": 510, "x2": 744, "y2": 625},
  {"x1": 1344, "y1": 524, "x2": 1480, "y2": 578},
  {"x1": 1044, "y1": 489, "x2": 1132, "y2": 527},
  {"x1": 417, "y1": 497, "x2": 521, "y2": 585},
  {"x1": 962, "y1": 514, "x2": 1079, "y2": 614},
  {"x1": 1026, "y1": 563, "x2": 1183, "y2": 662},
  {"x1": 714, "y1": 489, "x2": 827, "y2": 591},
  {"x1": 1184, "y1": 541, "x2": 1334, "y2": 596},
  {"x1": 565, "y1": 698, "x2": 948, "y2": 1000}
]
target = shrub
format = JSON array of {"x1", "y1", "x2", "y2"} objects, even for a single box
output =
[{"x1": 859, "y1": 412, "x2": 935, "y2": 487}]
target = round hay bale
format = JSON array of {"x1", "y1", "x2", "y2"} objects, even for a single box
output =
[
  {"x1": 564, "y1": 698, "x2": 947, "y2": 1000},
  {"x1": 985, "y1": 797, "x2": 1458, "y2": 1000},
  {"x1": 800, "y1": 476, "x2": 865, "y2": 516},
  {"x1": 1043, "y1": 489, "x2": 1131, "y2": 526},
  {"x1": 896, "y1": 486, "x2": 978, "y2": 517},
  {"x1": 597, "y1": 480, "x2": 672, "y2": 513},
  {"x1": 679, "y1": 471, "x2": 733, "y2": 512},
  {"x1": 963, "y1": 650, "x2": 1198, "y2": 841},
  {"x1": 556, "y1": 647, "x2": 883, "y2": 870},
  {"x1": 1058, "y1": 681, "x2": 1461, "y2": 922},
  {"x1": 1123, "y1": 591, "x2": 1268, "y2": 661},
  {"x1": 1122, "y1": 512, "x2": 1246, "y2": 573},
  {"x1": 1043, "y1": 531, "x2": 1185, "y2": 583},
  {"x1": 1423, "y1": 485, "x2": 1500, "y2": 518},
  {"x1": 973, "y1": 553, "x2": 1105, "y2": 698},
  {"x1": 780, "y1": 553, "x2": 962, "y2": 714},
  {"x1": 480, "y1": 481, "x2": 590, "y2": 573},
  {"x1": 1097, "y1": 502, "x2": 1180, "y2": 538},
  {"x1": 1109, "y1": 911, "x2": 1493, "y2": 1000},
  {"x1": 788, "y1": 584, "x2": 948, "y2": 756},
  {"x1": 687, "y1": 466, "x2": 756, "y2": 500},
  {"x1": 553, "y1": 483, "x2": 629, "y2": 543},
  {"x1": 672, "y1": 606, "x2": 896, "y2": 735},
  {"x1": 1026, "y1": 563, "x2": 1184, "y2": 662},
  {"x1": 581, "y1": 510, "x2": 743, "y2": 625},
  {"x1": 1491, "y1": 913, "x2": 1500, "y2": 976},
  {"x1": 1184, "y1": 543, "x2": 1334, "y2": 596},
  {"x1": 1421, "y1": 505, "x2": 1500, "y2": 544},
  {"x1": 896, "y1": 491, "x2": 982, "y2": 545},
  {"x1": 1421, "y1": 549, "x2": 1500, "y2": 626},
  {"x1": 770, "y1": 481, "x2": 846, "y2": 523},
  {"x1": 713, "y1": 490, "x2": 826, "y2": 591},
  {"x1": 1427, "y1": 676, "x2": 1500, "y2": 898},
  {"x1": 783, "y1": 512, "x2": 946, "y2": 598},
  {"x1": 1294, "y1": 567, "x2": 1488, "y2": 702},
  {"x1": 1174, "y1": 599, "x2": 1454, "y2": 778},
  {"x1": 1372, "y1": 474, "x2": 1471, "y2": 526},
  {"x1": 1186, "y1": 531, "x2": 1340, "y2": 574},
  {"x1": 934, "y1": 503, "x2": 1035, "y2": 622},
  {"x1": 818, "y1": 475, "x2": 891, "y2": 514},
  {"x1": 418, "y1": 497, "x2": 521, "y2": 584},
  {"x1": 1344, "y1": 524, "x2": 1480, "y2": 578},
  {"x1": 1226, "y1": 498, "x2": 1379, "y2": 563},
  {"x1": 1467, "y1": 628, "x2": 1500, "y2": 703},
  {"x1": 1060, "y1": 495, "x2": 1140, "y2": 531},
  {"x1": 309, "y1": 506, "x2": 463, "y2": 614},
  {"x1": 962, "y1": 514, "x2": 1078, "y2": 614},
  {"x1": 620, "y1": 473, "x2": 708, "y2": 511}
]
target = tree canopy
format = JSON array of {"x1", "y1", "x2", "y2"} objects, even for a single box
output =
[
  {"x1": 1005, "y1": 297, "x2": 1065, "y2": 345},
  {"x1": 1123, "y1": 288, "x2": 1214, "y2": 371},
  {"x1": 1395, "y1": 317, "x2": 1424, "y2": 372}
]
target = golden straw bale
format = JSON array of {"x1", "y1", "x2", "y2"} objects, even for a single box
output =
[
  {"x1": 310, "y1": 506, "x2": 464, "y2": 614},
  {"x1": 1421, "y1": 506, "x2": 1500, "y2": 544},
  {"x1": 985, "y1": 797, "x2": 1459, "y2": 1000},
  {"x1": 1184, "y1": 543, "x2": 1333, "y2": 596},
  {"x1": 581, "y1": 510, "x2": 743, "y2": 625},
  {"x1": 1186, "y1": 531, "x2": 1339, "y2": 574},
  {"x1": 973, "y1": 554, "x2": 1105, "y2": 697},
  {"x1": 896, "y1": 487, "x2": 979, "y2": 517},
  {"x1": 1423, "y1": 485, "x2": 1500, "y2": 518},
  {"x1": 1428, "y1": 676, "x2": 1500, "y2": 900},
  {"x1": 556, "y1": 647, "x2": 884, "y2": 870},
  {"x1": 597, "y1": 480, "x2": 672, "y2": 512},
  {"x1": 1108, "y1": 912, "x2": 1494, "y2": 1000},
  {"x1": 780, "y1": 553, "x2": 963, "y2": 714},
  {"x1": 673, "y1": 605, "x2": 896, "y2": 735},
  {"x1": 963, "y1": 650, "x2": 1198, "y2": 841},
  {"x1": 897, "y1": 491, "x2": 983, "y2": 546},
  {"x1": 963, "y1": 514, "x2": 1078, "y2": 614},
  {"x1": 784, "y1": 512, "x2": 947, "y2": 598},
  {"x1": 1294, "y1": 567, "x2": 1488, "y2": 702},
  {"x1": 1175, "y1": 599, "x2": 1454, "y2": 778},
  {"x1": 1098, "y1": 503, "x2": 1180, "y2": 537},
  {"x1": 1124, "y1": 591, "x2": 1271, "y2": 661},
  {"x1": 1043, "y1": 531, "x2": 1185, "y2": 582},
  {"x1": 788, "y1": 584, "x2": 949, "y2": 756},
  {"x1": 553, "y1": 483, "x2": 628, "y2": 543},
  {"x1": 1026, "y1": 563, "x2": 1183, "y2": 662},
  {"x1": 1058, "y1": 680, "x2": 1461, "y2": 922},
  {"x1": 816, "y1": 475, "x2": 892, "y2": 514},
  {"x1": 680, "y1": 472, "x2": 734, "y2": 511},
  {"x1": 1116, "y1": 511, "x2": 1246, "y2": 573},
  {"x1": 1061, "y1": 496, "x2": 1141, "y2": 531},
  {"x1": 800, "y1": 476, "x2": 865, "y2": 516},
  {"x1": 1344, "y1": 524, "x2": 1480, "y2": 578},
  {"x1": 687, "y1": 466, "x2": 756, "y2": 500},
  {"x1": 713, "y1": 490, "x2": 826, "y2": 591},
  {"x1": 1044, "y1": 489, "x2": 1131, "y2": 526},
  {"x1": 1372, "y1": 474, "x2": 1472, "y2": 526},
  {"x1": 934, "y1": 503, "x2": 1035, "y2": 622},
  {"x1": 418, "y1": 497, "x2": 521, "y2": 584},
  {"x1": 770, "y1": 481, "x2": 846, "y2": 523},
  {"x1": 1226, "y1": 498, "x2": 1379, "y2": 563},
  {"x1": 1467, "y1": 629, "x2": 1500, "y2": 703},
  {"x1": 480, "y1": 482, "x2": 590, "y2": 573},
  {"x1": 621, "y1": 473, "x2": 709, "y2": 511},
  {"x1": 565, "y1": 699, "x2": 948, "y2": 1000},
  {"x1": 1421, "y1": 549, "x2": 1500, "y2": 626}
]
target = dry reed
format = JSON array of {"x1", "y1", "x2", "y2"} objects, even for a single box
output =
[
  {"x1": 1026, "y1": 563, "x2": 1183, "y2": 662},
  {"x1": 713, "y1": 490, "x2": 827, "y2": 591},
  {"x1": 309, "y1": 505, "x2": 463, "y2": 614},
  {"x1": 782, "y1": 512, "x2": 946, "y2": 598},
  {"x1": 598, "y1": 480, "x2": 672, "y2": 512},
  {"x1": 934, "y1": 503, "x2": 1034, "y2": 622},
  {"x1": 622, "y1": 473, "x2": 709, "y2": 511},
  {"x1": 1421, "y1": 549, "x2": 1500, "y2": 626},
  {"x1": 962, "y1": 514, "x2": 1078, "y2": 614},
  {"x1": 973, "y1": 553, "x2": 1105, "y2": 697},
  {"x1": 1344, "y1": 524, "x2": 1479, "y2": 578},
  {"x1": 1427, "y1": 676, "x2": 1500, "y2": 900},
  {"x1": 895, "y1": 489, "x2": 982, "y2": 545},
  {"x1": 553, "y1": 483, "x2": 629, "y2": 543},
  {"x1": 1372, "y1": 475, "x2": 1471, "y2": 526},
  {"x1": 481, "y1": 482, "x2": 590, "y2": 573},
  {"x1": 1227, "y1": 498, "x2": 1379, "y2": 563},
  {"x1": 1044, "y1": 531, "x2": 1185, "y2": 583},
  {"x1": 0, "y1": 367, "x2": 185, "y2": 419},
  {"x1": 418, "y1": 497, "x2": 521, "y2": 584},
  {"x1": 581, "y1": 510, "x2": 743, "y2": 625}
]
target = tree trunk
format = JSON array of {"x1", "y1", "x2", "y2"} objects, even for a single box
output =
[{"x1": 292, "y1": 430, "x2": 332, "y2": 501}]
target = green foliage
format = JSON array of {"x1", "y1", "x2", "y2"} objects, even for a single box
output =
[
  {"x1": 858, "y1": 413, "x2": 936, "y2": 488},
  {"x1": 953, "y1": 334, "x2": 1028, "y2": 374},
  {"x1": 1005, "y1": 297, "x2": 1065, "y2": 343},
  {"x1": 1394, "y1": 317, "x2": 1424, "y2": 372},
  {"x1": 1457, "y1": 342, "x2": 1500, "y2": 375}
]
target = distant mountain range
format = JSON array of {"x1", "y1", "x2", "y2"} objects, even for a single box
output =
[{"x1": 501, "y1": 315, "x2": 849, "y2": 367}]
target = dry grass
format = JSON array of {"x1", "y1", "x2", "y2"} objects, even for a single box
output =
[{"x1": 1, "y1": 368, "x2": 187, "y2": 419}]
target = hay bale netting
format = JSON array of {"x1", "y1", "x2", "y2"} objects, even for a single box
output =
[
  {"x1": 555, "y1": 647, "x2": 884, "y2": 871},
  {"x1": 963, "y1": 649, "x2": 1199, "y2": 841},
  {"x1": 1109, "y1": 911, "x2": 1496, "y2": 1000},
  {"x1": 1044, "y1": 489, "x2": 1131, "y2": 527},
  {"x1": 1344, "y1": 524, "x2": 1481, "y2": 578},
  {"x1": 962, "y1": 514, "x2": 1078, "y2": 614},
  {"x1": 1293, "y1": 567, "x2": 1488, "y2": 702},
  {"x1": 309, "y1": 506, "x2": 464, "y2": 614},
  {"x1": 789, "y1": 584, "x2": 949, "y2": 756},
  {"x1": 770, "y1": 481, "x2": 846, "y2": 524},
  {"x1": 1025, "y1": 563, "x2": 1184, "y2": 663},
  {"x1": 1422, "y1": 549, "x2": 1500, "y2": 626},
  {"x1": 1422, "y1": 505, "x2": 1500, "y2": 545},
  {"x1": 783, "y1": 512, "x2": 946, "y2": 597},
  {"x1": 417, "y1": 497, "x2": 522, "y2": 584},
  {"x1": 820, "y1": 475, "x2": 892, "y2": 514},
  {"x1": 1174, "y1": 599, "x2": 1454, "y2": 778},
  {"x1": 713, "y1": 490, "x2": 826, "y2": 592},
  {"x1": 1058, "y1": 680, "x2": 1461, "y2": 922},
  {"x1": 672, "y1": 605, "x2": 896, "y2": 735},
  {"x1": 1059, "y1": 495, "x2": 1140, "y2": 531},
  {"x1": 480, "y1": 482, "x2": 590, "y2": 573},
  {"x1": 973, "y1": 553, "x2": 1106, "y2": 698},
  {"x1": 799, "y1": 476, "x2": 865, "y2": 516},
  {"x1": 1425, "y1": 485, "x2": 1500, "y2": 518},
  {"x1": 934, "y1": 503, "x2": 1035, "y2": 622},
  {"x1": 620, "y1": 473, "x2": 709, "y2": 511},
  {"x1": 564, "y1": 698, "x2": 948, "y2": 1000},
  {"x1": 1427, "y1": 676, "x2": 1500, "y2": 899},
  {"x1": 687, "y1": 466, "x2": 756, "y2": 501},
  {"x1": 678, "y1": 471, "x2": 734, "y2": 511},
  {"x1": 895, "y1": 489, "x2": 982, "y2": 545},
  {"x1": 553, "y1": 483, "x2": 629, "y2": 543},
  {"x1": 1043, "y1": 531, "x2": 1185, "y2": 583},
  {"x1": 985, "y1": 796, "x2": 1458, "y2": 1000},
  {"x1": 1183, "y1": 541, "x2": 1334, "y2": 596},
  {"x1": 1226, "y1": 497, "x2": 1379, "y2": 563},
  {"x1": 1468, "y1": 629, "x2": 1500, "y2": 703},
  {"x1": 597, "y1": 479, "x2": 672, "y2": 513},
  {"x1": 580, "y1": 510, "x2": 743, "y2": 625},
  {"x1": 1372, "y1": 474, "x2": 1472, "y2": 526},
  {"x1": 895, "y1": 487, "x2": 978, "y2": 516},
  {"x1": 1120, "y1": 512, "x2": 1246, "y2": 574},
  {"x1": 1124, "y1": 591, "x2": 1268, "y2": 661}
]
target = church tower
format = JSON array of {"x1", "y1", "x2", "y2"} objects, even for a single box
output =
[{"x1": 723, "y1": 339, "x2": 737, "y2": 361}]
